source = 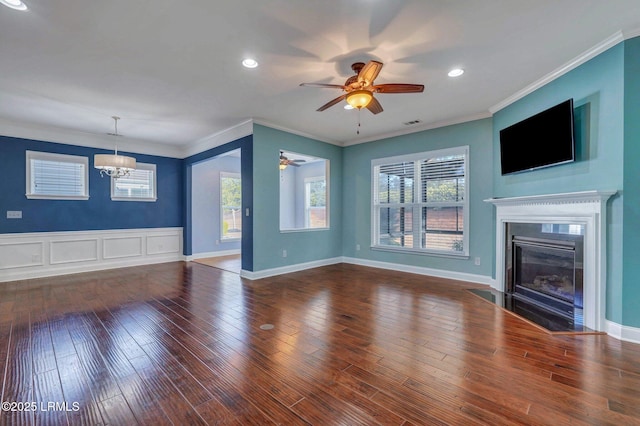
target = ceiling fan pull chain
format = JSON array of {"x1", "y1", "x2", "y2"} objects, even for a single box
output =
[{"x1": 357, "y1": 108, "x2": 361, "y2": 135}]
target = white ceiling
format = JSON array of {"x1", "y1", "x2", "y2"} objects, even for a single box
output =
[{"x1": 1, "y1": 0, "x2": 639, "y2": 154}]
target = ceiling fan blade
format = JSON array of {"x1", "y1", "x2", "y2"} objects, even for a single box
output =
[
  {"x1": 317, "y1": 94, "x2": 346, "y2": 111},
  {"x1": 366, "y1": 97, "x2": 384, "y2": 115},
  {"x1": 289, "y1": 162, "x2": 301, "y2": 167},
  {"x1": 300, "y1": 83, "x2": 346, "y2": 89},
  {"x1": 373, "y1": 83, "x2": 424, "y2": 93},
  {"x1": 358, "y1": 61, "x2": 383, "y2": 85}
]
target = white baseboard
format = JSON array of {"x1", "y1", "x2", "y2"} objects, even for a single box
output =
[
  {"x1": 240, "y1": 257, "x2": 343, "y2": 280},
  {"x1": 186, "y1": 249, "x2": 241, "y2": 261},
  {"x1": 342, "y1": 256, "x2": 496, "y2": 287},
  {"x1": 240, "y1": 255, "x2": 495, "y2": 287},
  {"x1": 605, "y1": 320, "x2": 640, "y2": 344},
  {"x1": 0, "y1": 228, "x2": 184, "y2": 283}
]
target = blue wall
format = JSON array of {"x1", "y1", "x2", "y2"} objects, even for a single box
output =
[
  {"x1": 0, "y1": 135, "x2": 182, "y2": 234},
  {"x1": 191, "y1": 154, "x2": 242, "y2": 254},
  {"x1": 493, "y1": 42, "x2": 625, "y2": 323},
  {"x1": 183, "y1": 135, "x2": 253, "y2": 271},
  {"x1": 252, "y1": 125, "x2": 343, "y2": 271},
  {"x1": 341, "y1": 118, "x2": 494, "y2": 277}
]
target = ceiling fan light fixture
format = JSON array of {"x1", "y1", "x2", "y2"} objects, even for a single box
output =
[
  {"x1": 346, "y1": 90, "x2": 373, "y2": 109},
  {"x1": 448, "y1": 68, "x2": 464, "y2": 77}
]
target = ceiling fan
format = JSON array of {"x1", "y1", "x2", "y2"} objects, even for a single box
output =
[
  {"x1": 280, "y1": 151, "x2": 306, "y2": 170},
  {"x1": 300, "y1": 60, "x2": 424, "y2": 114}
]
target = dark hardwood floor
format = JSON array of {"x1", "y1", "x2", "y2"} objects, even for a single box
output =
[{"x1": 1, "y1": 261, "x2": 640, "y2": 425}]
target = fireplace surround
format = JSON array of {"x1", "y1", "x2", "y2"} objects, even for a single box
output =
[{"x1": 486, "y1": 191, "x2": 615, "y2": 331}]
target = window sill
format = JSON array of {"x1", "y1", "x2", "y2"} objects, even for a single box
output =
[
  {"x1": 280, "y1": 227, "x2": 330, "y2": 233},
  {"x1": 26, "y1": 194, "x2": 89, "y2": 200},
  {"x1": 370, "y1": 245, "x2": 469, "y2": 259},
  {"x1": 111, "y1": 197, "x2": 157, "y2": 202}
]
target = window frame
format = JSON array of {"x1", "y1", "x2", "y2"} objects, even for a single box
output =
[
  {"x1": 279, "y1": 151, "x2": 330, "y2": 233},
  {"x1": 25, "y1": 150, "x2": 89, "y2": 200},
  {"x1": 220, "y1": 171, "x2": 242, "y2": 242},
  {"x1": 371, "y1": 146, "x2": 469, "y2": 257},
  {"x1": 304, "y1": 175, "x2": 328, "y2": 229},
  {"x1": 110, "y1": 162, "x2": 157, "y2": 202}
]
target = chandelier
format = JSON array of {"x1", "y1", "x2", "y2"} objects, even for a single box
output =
[{"x1": 94, "y1": 116, "x2": 136, "y2": 179}]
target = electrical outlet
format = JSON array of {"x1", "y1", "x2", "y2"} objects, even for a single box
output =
[
  {"x1": 7, "y1": 210, "x2": 22, "y2": 219},
  {"x1": 282, "y1": 249, "x2": 287, "y2": 258},
  {"x1": 356, "y1": 244, "x2": 361, "y2": 251},
  {"x1": 474, "y1": 257, "x2": 481, "y2": 266}
]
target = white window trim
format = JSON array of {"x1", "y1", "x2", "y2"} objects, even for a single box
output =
[
  {"x1": 25, "y1": 150, "x2": 89, "y2": 200},
  {"x1": 110, "y1": 162, "x2": 157, "y2": 202},
  {"x1": 370, "y1": 146, "x2": 469, "y2": 257},
  {"x1": 220, "y1": 171, "x2": 241, "y2": 242}
]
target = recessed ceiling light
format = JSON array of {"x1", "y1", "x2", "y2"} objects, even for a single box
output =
[
  {"x1": 242, "y1": 58, "x2": 258, "y2": 69},
  {"x1": 344, "y1": 104, "x2": 354, "y2": 110},
  {"x1": 0, "y1": 0, "x2": 28, "y2": 10},
  {"x1": 448, "y1": 68, "x2": 464, "y2": 77}
]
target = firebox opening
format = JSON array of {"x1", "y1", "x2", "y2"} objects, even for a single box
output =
[{"x1": 506, "y1": 222, "x2": 584, "y2": 324}]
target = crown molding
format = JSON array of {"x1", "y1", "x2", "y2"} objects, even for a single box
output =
[
  {"x1": 181, "y1": 119, "x2": 253, "y2": 158},
  {"x1": 489, "y1": 31, "x2": 625, "y2": 114},
  {"x1": 0, "y1": 117, "x2": 183, "y2": 158},
  {"x1": 341, "y1": 112, "x2": 492, "y2": 147},
  {"x1": 252, "y1": 118, "x2": 340, "y2": 146}
]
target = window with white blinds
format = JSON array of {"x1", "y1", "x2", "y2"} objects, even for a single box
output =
[
  {"x1": 111, "y1": 162, "x2": 157, "y2": 201},
  {"x1": 371, "y1": 146, "x2": 469, "y2": 256},
  {"x1": 26, "y1": 151, "x2": 89, "y2": 200}
]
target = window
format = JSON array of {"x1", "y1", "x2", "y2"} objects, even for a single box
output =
[
  {"x1": 111, "y1": 163, "x2": 157, "y2": 201},
  {"x1": 26, "y1": 151, "x2": 89, "y2": 200},
  {"x1": 279, "y1": 150, "x2": 330, "y2": 231},
  {"x1": 304, "y1": 176, "x2": 327, "y2": 228},
  {"x1": 220, "y1": 172, "x2": 241, "y2": 240},
  {"x1": 372, "y1": 146, "x2": 468, "y2": 256}
]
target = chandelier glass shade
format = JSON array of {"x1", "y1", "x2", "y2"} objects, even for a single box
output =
[
  {"x1": 94, "y1": 116, "x2": 136, "y2": 179},
  {"x1": 346, "y1": 90, "x2": 373, "y2": 109}
]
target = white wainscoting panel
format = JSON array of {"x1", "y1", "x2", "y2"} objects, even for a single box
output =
[
  {"x1": 103, "y1": 236, "x2": 143, "y2": 259},
  {"x1": 0, "y1": 228, "x2": 183, "y2": 282},
  {"x1": 0, "y1": 241, "x2": 44, "y2": 269},
  {"x1": 147, "y1": 234, "x2": 181, "y2": 255},
  {"x1": 50, "y1": 239, "x2": 99, "y2": 264}
]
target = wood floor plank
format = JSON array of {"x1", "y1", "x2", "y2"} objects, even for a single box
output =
[{"x1": 1, "y1": 261, "x2": 640, "y2": 424}]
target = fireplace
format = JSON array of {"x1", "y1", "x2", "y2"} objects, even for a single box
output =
[
  {"x1": 505, "y1": 223, "x2": 584, "y2": 321},
  {"x1": 485, "y1": 190, "x2": 616, "y2": 332}
]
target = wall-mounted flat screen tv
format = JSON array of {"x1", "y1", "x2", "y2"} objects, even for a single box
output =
[{"x1": 499, "y1": 99, "x2": 575, "y2": 175}]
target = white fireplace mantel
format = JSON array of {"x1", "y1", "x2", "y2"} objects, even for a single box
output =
[{"x1": 485, "y1": 190, "x2": 617, "y2": 331}]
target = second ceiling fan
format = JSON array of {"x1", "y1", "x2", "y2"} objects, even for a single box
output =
[{"x1": 300, "y1": 60, "x2": 424, "y2": 114}]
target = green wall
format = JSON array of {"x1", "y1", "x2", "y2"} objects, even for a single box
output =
[
  {"x1": 493, "y1": 42, "x2": 625, "y2": 323},
  {"x1": 251, "y1": 125, "x2": 343, "y2": 271},
  {"x1": 250, "y1": 37, "x2": 640, "y2": 329},
  {"x1": 622, "y1": 37, "x2": 640, "y2": 327},
  {"x1": 341, "y1": 118, "x2": 494, "y2": 277}
]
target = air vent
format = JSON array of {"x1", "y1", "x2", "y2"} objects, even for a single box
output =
[{"x1": 403, "y1": 120, "x2": 422, "y2": 126}]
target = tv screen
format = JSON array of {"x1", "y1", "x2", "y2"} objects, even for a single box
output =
[{"x1": 499, "y1": 99, "x2": 575, "y2": 175}]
